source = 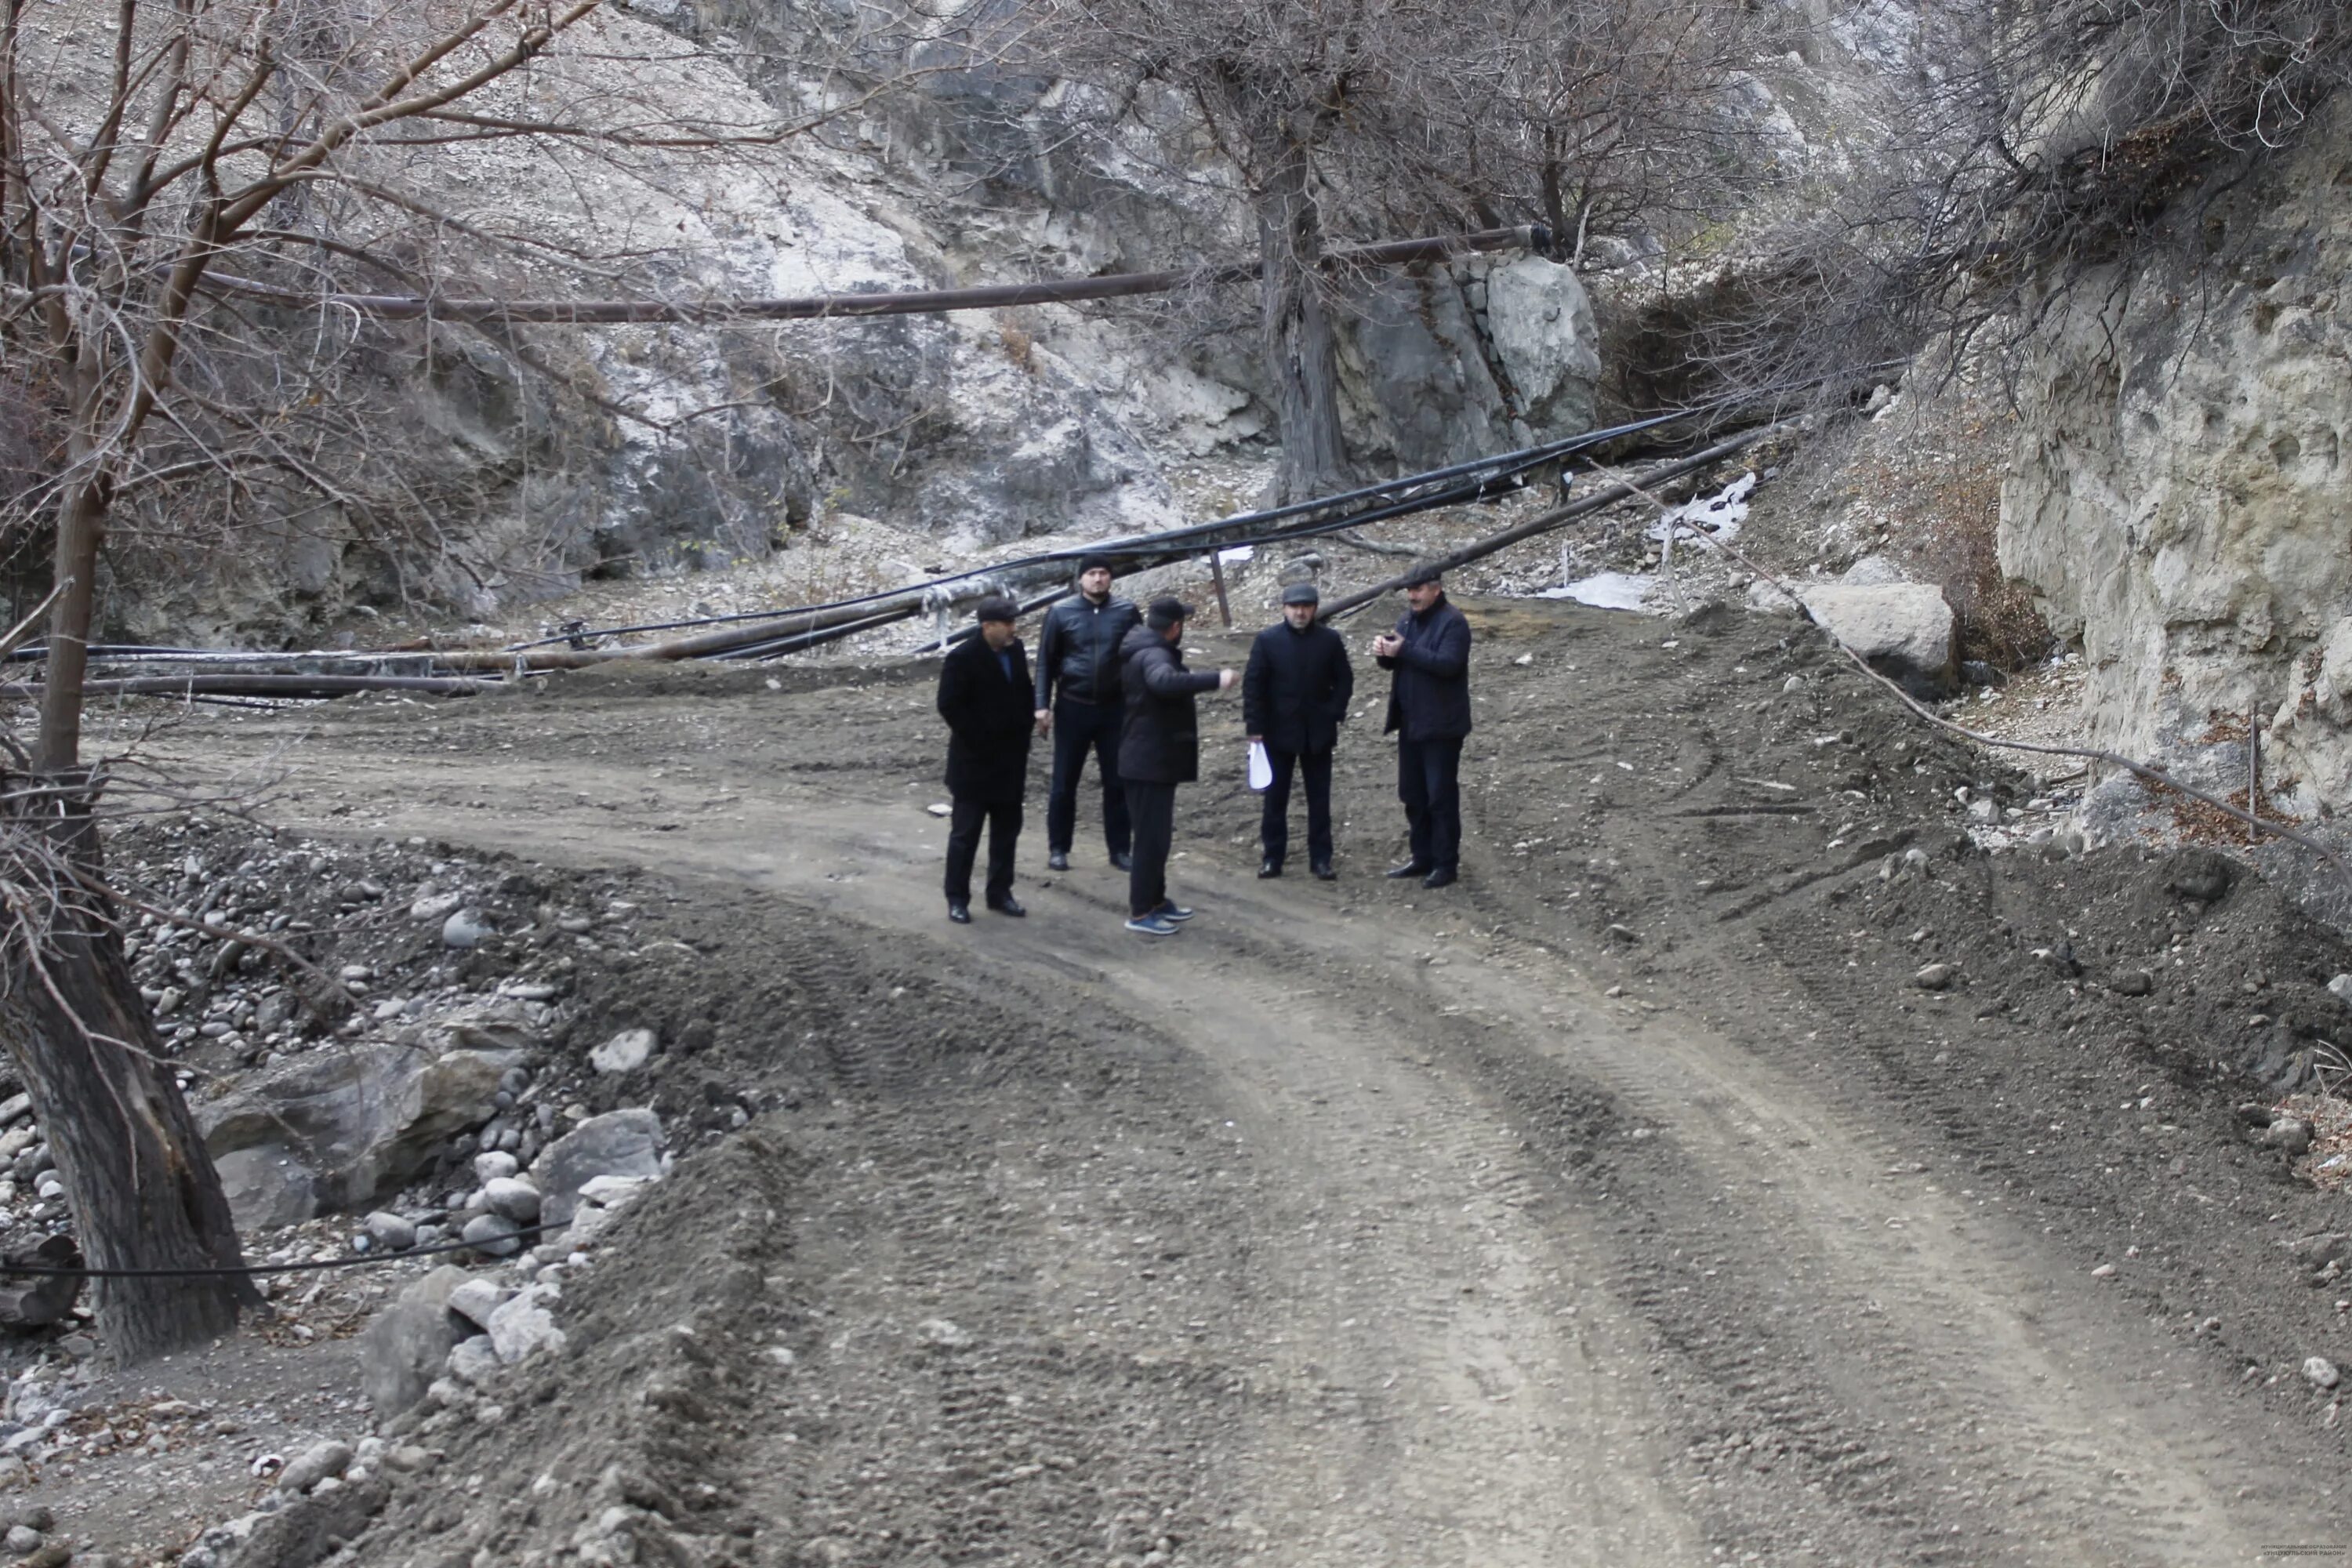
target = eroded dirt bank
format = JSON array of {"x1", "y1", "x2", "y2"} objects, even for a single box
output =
[{"x1": 120, "y1": 597, "x2": 2352, "y2": 1566}]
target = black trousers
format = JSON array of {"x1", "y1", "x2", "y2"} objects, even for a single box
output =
[
  {"x1": 945, "y1": 797, "x2": 1021, "y2": 906},
  {"x1": 1397, "y1": 736, "x2": 1464, "y2": 873},
  {"x1": 1123, "y1": 781, "x2": 1178, "y2": 917},
  {"x1": 1260, "y1": 748, "x2": 1334, "y2": 868},
  {"x1": 1047, "y1": 699, "x2": 1131, "y2": 856}
]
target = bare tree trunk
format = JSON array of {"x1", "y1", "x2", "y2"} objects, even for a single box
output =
[
  {"x1": 0, "y1": 789, "x2": 257, "y2": 1363},
  {"x1": 5, "y1": 396, "x2": 255, "y2": 1362},
  {"x1": 1253, "y1": 137, "x2": 1352, "y2": 506}
]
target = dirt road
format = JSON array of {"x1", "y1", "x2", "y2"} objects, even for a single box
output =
[{"x1": 143, "y1": 598, "x2": 2352, "y2": 1565}]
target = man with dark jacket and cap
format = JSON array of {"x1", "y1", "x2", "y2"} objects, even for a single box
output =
[
  {"x1": 1243, "y1": 582, "x2": 1354, "y2": 880},
  {"x1": 1117, "y1": 597, "x2": 1237, "y2": 936},
  {"x1": 937, "y1": 597, "x2": 1035, "y2": 924},
  {"x1": 1373, "y1": 562, "x2": 1472, "y2": 889},
  {"x1": 1033, "y1": 554, "x2": 1141, "y2": 873}
]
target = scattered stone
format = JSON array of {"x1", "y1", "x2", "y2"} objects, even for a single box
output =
[
  {"x1": 484, "y1": 1176, "x2": 543, "y2": 1225},
  {"x1": 1602, "y1": 924, "x2": 1640, "y2": 943},
  {"x1": 212, "y1": 1145, "x2": 319, "y2": 1232},
  {"x1": 363, "y1": 1211, "x2": 417, "y2": 1253},
  {"x1": 2110, "y1": 970, "x2": 2155, "y2": 997},
  {"x1": 461, "y1": 1214, "x2": 522, "y2": 1258},
  {"x1": 446, "y1": 1337, "x2": 503, "y2": 1386},
  {"x1": 358, "y1": 1265, "x2": 470, "y2": 1417},
  {"x1": 409, "y1": 891, "x2": 465, "y2": 922},
  {"x1": 2330, "y1": 973, "x2": 2352, "y2": 1008},
  {"x1": 2239, "y1": 1102, "x2": 2278, "y2": 1129},
  {"x1": 531, "y1": 1109, "x2": 665, "y2": 1227},
  {"x1": 2090, "y1": 1263, "x2": 2117, "y2": 1279},
  {"x1": 441, "y1": 909, "x2": 490, "y2": 949},
  {"x1": 917, "y1": 1318, "x2": 972, "y2": 1349},
  {"x1": 1911, "y1": 963, "x2": 1960, "y2": 992},
  {"x1": 926, "y1": 802, "x2": 953, "y2": 818},
  {"x1": 2, "y1": 1524, "x2": 38, "y2": 1554},
  {"x1": 2307, "y1": 1356, "x2": 2341, "y2": 1391},
  {"x1": 472, "y1": 1151, "x2": 520, "y2": 1185},
  {"x1": 2267, "y1": 1119, "x2": 2314, "y2": 1156},
  {"x1": 275, "y1": 1438, "x2": 354, "y2": 1494},
  {"x1": 488, "y1": 1284, "x2": 567, "y2": 1363},
  {"x1": 447, "y1": 1279, "x2": 513, "y2": 1331},
  {"x1": 590, "y1": 1028, "x2": 659, "y2": 1076}
]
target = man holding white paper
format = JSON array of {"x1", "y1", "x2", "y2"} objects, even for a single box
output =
[{"x1": 1243, "y1": 582, "x2": 1355, "y2": 880}]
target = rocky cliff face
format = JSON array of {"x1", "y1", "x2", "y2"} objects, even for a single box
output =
[
  {"x1": 104, "y1": 3, "x2": 1605, "y2": 644},
  {"x1": 1999, "y1": 95, "x2": 2352, "y2": 820}
]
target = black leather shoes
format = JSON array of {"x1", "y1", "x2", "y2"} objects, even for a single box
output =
[
  {"x1": 947, "y1": 902, "x2": 972, "y2": 924},
  {"x1": 1385, "y1": 862, "x2": 1434, "y2": 880},
  {"x1": 1109, "y1": 851, "x2": 1134, "y2": 871},
  {"x1": 1421, "y1": 867, "x2": 1457, "y2": 889},
  {"x1": 1310, "y1": 860, "x2": 1336, "y2": 881},
  {"x1": 1258, "y1": 859, "x2": 1282, "y2": 879},
  {"x1": 1047, "y1": 851, "x2": 1070, "y2": 872},
  {"x1": 987, "y1": 895, "x2": 1026, "y2": 917}
]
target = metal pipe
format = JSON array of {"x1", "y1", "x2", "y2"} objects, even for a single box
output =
[{"x1": 205, "y1": 227, "x2": 1547, "y2": 326}]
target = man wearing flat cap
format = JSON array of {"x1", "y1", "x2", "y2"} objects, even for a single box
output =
[
  {"x1": 1243, "y1": 582, "x2": 1354, "y2": 880},
  {"x1": 1116, "y1": 597, "x2": 1237, "y2": 936},
  {"x1": 937, "y1": 597, "x2": 1034, "y2": 924},
  {"x1": 1372, "y1": 562, "x2": 1472, "y2": 889},
  {"x1": 1033, "y1": 554, "x2": 1141, "y2": 873}
]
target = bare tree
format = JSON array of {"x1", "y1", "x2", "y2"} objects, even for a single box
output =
[
  {"x1": 1715, "y1": 0, "x2": 2352, "y2": 395},
  {"x1": 0, "y1": 0, "x2": 848, "y2": 1361},
  {"x1": 1024, "y1": 0, "x2": 1758, "y2": 503}
]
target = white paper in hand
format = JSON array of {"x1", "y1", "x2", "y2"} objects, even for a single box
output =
[{"x1": 1247, "y1": 741, "x2": 1273, "y2": 793}]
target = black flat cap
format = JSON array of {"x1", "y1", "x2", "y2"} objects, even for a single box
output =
[
  {"x1": 1145, "y1": 596, "x2": 1193, "y2": 629},
  {"x1": 1280, "y1": 582, "x2": 1321, "y2": 605},
  {"x1": 1076, "y1": 554, "x2": 1116, "y2": 575},
  {"x1": 1402, "y1": 561, "x2": 1445, "y2": 587},
  {"x1": 973, "y1": 595, "x2": 1019, "y2": 624}
]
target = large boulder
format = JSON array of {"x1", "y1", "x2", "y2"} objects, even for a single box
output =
[
  {"x1": 197, "y1": 1046, "x2": 512, "y2": 1212},
  {"x1": 1483, "y1": 254, "x2": 1602, "y2": 432},
  {"x1": 213, "y1": 1145, "x2": 319, "y2": 1232},
  {"x1": 528, "y1": 1109, "x2": 665, "y2": 1229},
  {"x1": 358, "y1": 1265, "x2": 470, "y2": 1417},
  {"x1": 1800, "y1": 583, "x2": 1958, "y2": 696}
]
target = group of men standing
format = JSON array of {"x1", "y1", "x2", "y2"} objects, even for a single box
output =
[{"x1": 935, "y1": 554, "x2": 1472, "y2": 935}]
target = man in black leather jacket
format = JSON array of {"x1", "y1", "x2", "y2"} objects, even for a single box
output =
[
  {"x1": 1033, "y1": 555, "x2": 1141, "y2": 872},
  {"x1": 1116, "y1": 598, "x2": 1236, "y2": 935}
]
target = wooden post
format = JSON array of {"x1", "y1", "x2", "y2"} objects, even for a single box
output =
[{"x1": 1209, "y1": 553, "x2": 1233, "y2": 629}]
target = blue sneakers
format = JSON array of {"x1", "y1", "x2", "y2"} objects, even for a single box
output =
[
  {"x1": 1125, "y1": 913, "x2": 1180, "y2": 937},
  {"x1": 1156, "y1": 902, "x2": 1195, "y2": 922}
]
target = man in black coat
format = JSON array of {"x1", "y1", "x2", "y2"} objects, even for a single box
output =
[
  {"x1": 937, "y1": 597, "x2": 1035, "y2": 924},
  {"x1": 1116, "y1": 597, "x2": 1236, "y2": 936},
  {"x1": 1373, "y1": 562, "x2": 1473, "y2": 889},
  {"x1": 1032, "y1": 554, "x2": 1141, "y2": 873},
  {"x1": 1243, "y1": 582, "x2": 1354, "y2": 880}
]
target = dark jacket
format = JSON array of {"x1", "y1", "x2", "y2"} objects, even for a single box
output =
[
  {"x1": 938, "y1": 635, "x2": 1035, "y2": 803},
  {"x1": 1034, "y1": 593, "x2": 1142, "y2": 708},
  {"x1": 1117, "y1": 623, "x2": 1221, "y2": 784},
  {"x1": 1378, "y1": 593, "x2": 1473, "y2": 742},
  {"x1": 1243, "y1": 620, "x2": 1355, "y2": 756}
]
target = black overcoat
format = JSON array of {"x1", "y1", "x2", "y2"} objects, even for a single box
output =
[
  {"x1": 1243, "y1": 620, "x2": 1355, "y2": 756},
  {"x1": 938, "y1": 635, "x2": 1036, "y2": 804},
  {"x1": 1377, "y1": 593, "x2": 1473, "y2": 742},
  {"x1": 1116, "y1": 624, "x2": 1221, "y2": 784}
]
